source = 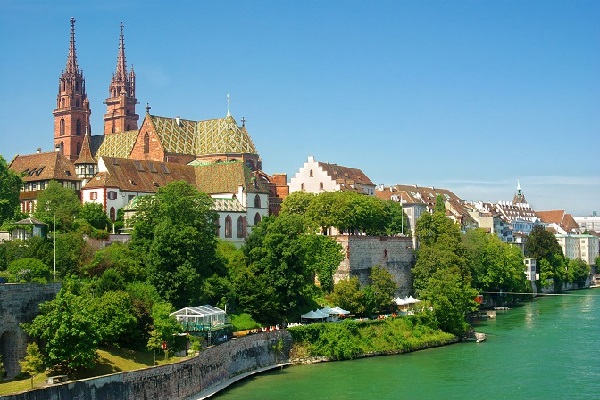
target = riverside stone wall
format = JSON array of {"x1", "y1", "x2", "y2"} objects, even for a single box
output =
[
  {"x1": 334, "y1": 235, "x2": 414, "y2": 296},
  {"x1": 2, "y1": 330, "x2": 293, "y2": 400},
  {"x1": 0, "y1": 283, "x2": 61, "y2": 379}
]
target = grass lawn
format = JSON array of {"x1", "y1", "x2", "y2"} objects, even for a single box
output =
[{"x1": 0, "y1": 346, "x2": 187, "y2": 396}]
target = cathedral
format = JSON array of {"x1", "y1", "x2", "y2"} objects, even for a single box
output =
[{"x1": 10, "y1": 18, "x2": 288, "y2": 245}]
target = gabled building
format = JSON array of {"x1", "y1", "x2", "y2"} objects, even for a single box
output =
[
  {"x1": 289, "y1": 156, "x2": 375, "y2": 195},
  {"x1": 9, "y1": 150, "x2": 81, "y2": 214},
  {"x1": 537, "y1": 210, "x2": 581, "y2": 235}
]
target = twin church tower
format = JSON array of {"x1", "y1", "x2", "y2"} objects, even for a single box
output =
[{"x1": 53, "y1": 18, "x2": 139, "y2": 161}]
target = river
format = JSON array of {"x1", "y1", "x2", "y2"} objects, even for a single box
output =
[{"x1": 214, "y1": 289, "x2": 600, "y2": 399}]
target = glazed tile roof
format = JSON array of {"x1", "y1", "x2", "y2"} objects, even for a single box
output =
[
  {"x1": 196, "y1": 115, "x2": 257, "y2": 156},
  {"x1": 9, "y1": 151, "x2": 80, "y2": 182},
  {"x1": 194, "y1": 161, "x2": 269, "y2": 194},
  {"x1": 93, "y1": 131, "x2": 139, "y2": 158},
  {"x1": 84, "y1": 157, "x2": 196, "y2": 192},
  {"x1": 149, "y1": 115, "x2": 197, "y2": 155}
]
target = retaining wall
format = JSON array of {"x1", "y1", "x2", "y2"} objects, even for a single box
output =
[{"x1": 2, "y1": 330, "x2": 292, "y2": 400}]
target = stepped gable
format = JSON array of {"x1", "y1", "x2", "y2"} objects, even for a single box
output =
[
  {"x1": 537, "y1": 210, "x2": 579, "y2": 232},
  {"x1": 149, "y1": 115, "x2": 197, "y2": 155},
  {"x1": 93, "y1": 130, "x2": 139, "y2": 158},
  {"x1": 84, "y1": 157, "x2": 195, "y2": 192},
  {"x1": 9, "y1": 151, "x2": 79, "y2": 183},
  {"x1": 193, "y1": 161, "x2": 269, "y2": 194},
  {"x1": 317, "y1": 161, "x2": 373, "y2": 191},
  {"x1": 197, "y1": 115, "x2": 257, "y2": 156}
]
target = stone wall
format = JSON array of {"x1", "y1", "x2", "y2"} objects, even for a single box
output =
[
  {"x1": 334, "y1": 235, "x2": 414, "y2": 296},
  {"x1": 3, "y1": 331, "x2": 292, "y2": 400},
  {"x1": 0, "y1": 283, "x2": 61, "y2": 378}
]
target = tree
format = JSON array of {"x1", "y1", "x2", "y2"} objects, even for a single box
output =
[
  {"x1": 79, "y1": 202, "x2": 111, "y2": 230},
  {"x1": 566, "y1": 258, "x2": 590, "y2": 287},
  {"x1": 301, "y1": 234, "x2": 344, "y2": 292},
  {"x1": 329, "y1": 277, "x2": 367, "y2": 316},
  {"x1": 19, "y1": 342, "x2": 45, "y2": 388},
  {"x1": 147, "y1": 302, "x2": 182, "y2": 359},
  {"x1": 384, "y1": 200, "x2": 411, "y2": 236},
  {"x1": 7, "y1": 258, "x2": 51, "y2": 283},
  {"x1": 368, "y1": 266, "x2": 397, "y2": 314},
  {"x1": 280, "y1": 191, "x2": 316, "y2": 217},
  {"x1": 33, "y1": 180, "x2": 81, "y2": 231},
  {"x1": 131, "y1": 181, "x2": 222, "y2": 308},
  {"x1": 525, "y1": 225, "x2": 564, "y2": 290},
  {"x1": 88, "y1": 290, "x2": 137, "y2": 346},
  {"x1": 0, "y1": 155, "x2": 22, "y2": 226},
  {"x1": 238, "y1": 214, "x2": 317, "y2": 323},
  {"x1": 22, "y1": 290, "x2": 100, "y2": 373}
]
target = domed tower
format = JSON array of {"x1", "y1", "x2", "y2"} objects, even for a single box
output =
[
  {"x1": 104, "y1": 23, "x2": 139, "y2": 134},
  {"x1": 53, "y1": 18, "x2": 91, "y2": 161}
]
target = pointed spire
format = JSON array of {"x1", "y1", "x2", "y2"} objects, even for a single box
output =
[
  {"x1": 65, "y1": 17, "x2": 79, "y2": 74},
  {"x1": 75, "y1": 126, "x2": 96, "y2": 165},
  {"x1": 517, "y1": 178, "x2": 522, "y2": 194},
  {"x1": 115, "y1": 22, "x2": 127, "y2": 82}
]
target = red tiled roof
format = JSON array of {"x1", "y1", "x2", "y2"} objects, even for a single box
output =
[
  {"x1": 9, "y1": 151, "x2": 80, "y2": 183},
  {"x1": 317, "y1": 162, "x2": 374, "y2": 187}
]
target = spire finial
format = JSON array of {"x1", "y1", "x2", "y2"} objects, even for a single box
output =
[
  {"x1": 241, "y1": 116, "x2": 246, "y2": 127},
  {"x1": 115, "y1": 22, "x2": 127, "y2": 82},
  {"x1": 227, "y1": 94, "x2": 231, "y2": 116},
  {"x1": 146, "y1": 103, "x2": 151, "y2": 113},
  {"x1": 517, "y1": 178, "x2": 521, "y2": 193},
  {"x1": 65, "y1": 17, "x2": 79, "y2": 73}
]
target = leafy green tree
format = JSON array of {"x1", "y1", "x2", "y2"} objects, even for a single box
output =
[
  {"x1": 329, "y1": 277, "x2": 367, "y2": 316},
  {"x1": 22, "y1": 290, "x2": 100, "y2": 373},
  {"x1": 33, "y1": 180, "x2": 81, "y2": 231},
  {"x1": 525, "y1": 225, "x2": 564, "y2": 290},
  {"x1": 7, "y1": 258, "x2": 51, "y2": 283},
  {"x1": 0, "y1": 237, "x2": 53, "y2": 271},
  {"x1": 238, "y1": 215, "x2": 317, "y2": 323},
  {"x1": 0, "y1": 155, "x2": 22, "y2": 226},
  {"x1": 301, "y1": 234, "x2": 344, "y2": 292},
  {"x1": 19, "y1": 342, "x2": 45, "y2": 388},
  {"x1": 81, "y1": 242, "x2": 144, "y2": 281},
  {"x1": 384, "y1": 200, "x2": 411, "y2": 236},
  {"x1": 54, "y1": 231, "x2": 87, "y2": 279},
  {"x1": 79, "y1": 202, "x2": 111, "y2": 230},
  {"x1": 434, "y1": 194, "x2": 446, "y2": 214},
  {"x1": 89, "y1": 291, "x2": 137, "y2": 346},
  {"x1": 280, "y1": 191, "x2": 316, "y2": 217},
  {"x1": 306, "y1": 192, "x2": 339, "y2": 234},
  {"x1": 368, "y1": 266, "x2": 397, "y2": 314},
  {"x1": 131, "y1": 181, "x2": 222, "y2": 308},
  {"x1": 420, "y1": 267, "x2": 478, "y2": 336},
  {"x1": 566, "y1": 258, "x2": 590, "y2": 287},
  {"x1": 126, "y1": 282, "x2": 162, "y2": 344},
  {"x1": 147, "y1": 302, "x2": 182, "y2": 358}
]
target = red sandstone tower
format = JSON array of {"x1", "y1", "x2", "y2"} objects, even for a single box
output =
[
  {"x1": 103, "y1": 23, "x2": 138, "y2": 134},
  {"x1": 53, "y1": 17, "x2": 91, "y2": 161}
]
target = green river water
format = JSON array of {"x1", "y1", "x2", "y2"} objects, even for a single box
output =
[{"x1": 214, "y1": 289, "x2": 600, "y2": 400}]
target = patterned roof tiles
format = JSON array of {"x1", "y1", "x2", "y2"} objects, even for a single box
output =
[
  {"x1": 149, "y1": 115, "x2": 197, "y2": 155},
  {"x1": 196, "y1": 115, "x2": 257, "y2": 156},
  {"x1": 212, "y1": 198, "x2": 246, "y2": 212},
  {"x1": 94, "y1": 131, "x2": 139, "y2": 158},
  {"x1": 194, "y1": 161, "x2": 269, "y2": 194}
]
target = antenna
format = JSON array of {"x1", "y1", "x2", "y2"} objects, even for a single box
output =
[{"x1": 227, "y1": 94, "x2": 231, "y2": 116}]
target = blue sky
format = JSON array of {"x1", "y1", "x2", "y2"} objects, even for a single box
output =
[{"x1": 1, "y1": 0, "x2": 598, "y2": 216}]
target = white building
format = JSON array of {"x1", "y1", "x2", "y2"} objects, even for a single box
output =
[{"x1": 555, "y1": 234, "x2": 599, "y2": 266}]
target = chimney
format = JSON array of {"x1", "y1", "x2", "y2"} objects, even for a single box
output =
[{"x1": 37, "y1": 148, "x2": 41, "y2": 154}]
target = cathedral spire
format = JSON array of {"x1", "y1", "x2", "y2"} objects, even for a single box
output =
[
  {"x1": 54, "y1": 17, "x2": 90, "y2": 161},
  {"x1": 104, "y1": 22, "x2": 138, "y2": 134},
  {"x1": 65, "y1": 17, "x2": 78, "y2": 74}
]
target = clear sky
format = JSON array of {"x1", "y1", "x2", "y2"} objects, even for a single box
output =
[{"x1": 1, "y1": 0, "x2": 598, "y2": 216}]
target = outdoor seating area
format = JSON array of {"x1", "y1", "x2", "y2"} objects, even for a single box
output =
[
  {"x1": 300, "y1": 306, "x2": 350, "y2": 323},
  {"x1": 170, "y1": 305, "x2": 230, "y2": 332},
  {"x1": 394, "y1": 296, "x2": 421, "y2": 313}
]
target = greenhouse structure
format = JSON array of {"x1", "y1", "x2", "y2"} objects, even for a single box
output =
[{"x1": 170, "y1": 305, "x2": 230, "y2": 332}]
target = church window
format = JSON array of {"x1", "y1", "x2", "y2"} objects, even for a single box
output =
[
  {"x1": 225, "y1": 216, "x2": 232, "y2": 238},
  {"x1": 320, "y1": 182, "x2": 324, "y2": 190},
  {"x1": 75, "y1": 82, "x2": 79, "y2": 92},
  {"x1": 60, "y1": 119, "x2": 65, "y2": 136},
  {"x1": 301, "y1": 183, "x2": 305, "y2": 191},
  {"x1": 144, "y1": 133, "x2": 150, "y2": 154},
  {"x1": 110, "y1": 207, "x2": 116, "y2": 222},
  {"x1": 76, "y1": 99, "x2": 80, "y2": 107},
  {"x1": 309, "y1": 169, "x2": 313, "y2": 177},
  {"x1": 254, "y1": 194, "x2": 261, "y2": 208},
  {"x1": 214, "y1": 218, "x2": 220, "y2": 236},
  {"x1": 254, "y1": 212, "x2": 261, "y2": 226},
  {"x1": 237, "y1": 216, "x2": 246, "y2": 238},
  {"x1": 76, "y1": 119, "x2": 82, "y2": 135}
]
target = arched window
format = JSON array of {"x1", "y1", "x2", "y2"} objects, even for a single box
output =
[
  {"x1": 110, "y1": 207, "x2": 116, "y2": 222},
  {"x1": 254, "y1": 212, "x2": 261, "y2": 226},
  {"x1": 60, "y1": 119, "x2": 65, "y2": 136},
  {"x1": 225, "y1": 216, "x2": 232, "y2": 238},
  {"x1": 144, "y1": 133, "x2": 150, "y2": 154},
  {"x1": 75, "y1": 82, "x2": 79, "y2": 92},
  {"x1": 237, "y1": 216, "x2": 246, "y2": 238},
  {"x1": 319, "y1": 182, "x2": 324, "y2": 190},
  {"x1": 76, "y1": 119, "x2": 82, "y2": 135},
  {"x1": 254, "y1": 194, "x2": 261, "y2": 208},
  {"x1": 301, "y1": 183, "x2": 305, "y2": 191},
  {"x1": 309, "y1": 169, "x2": 313, "y2": 177}
]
